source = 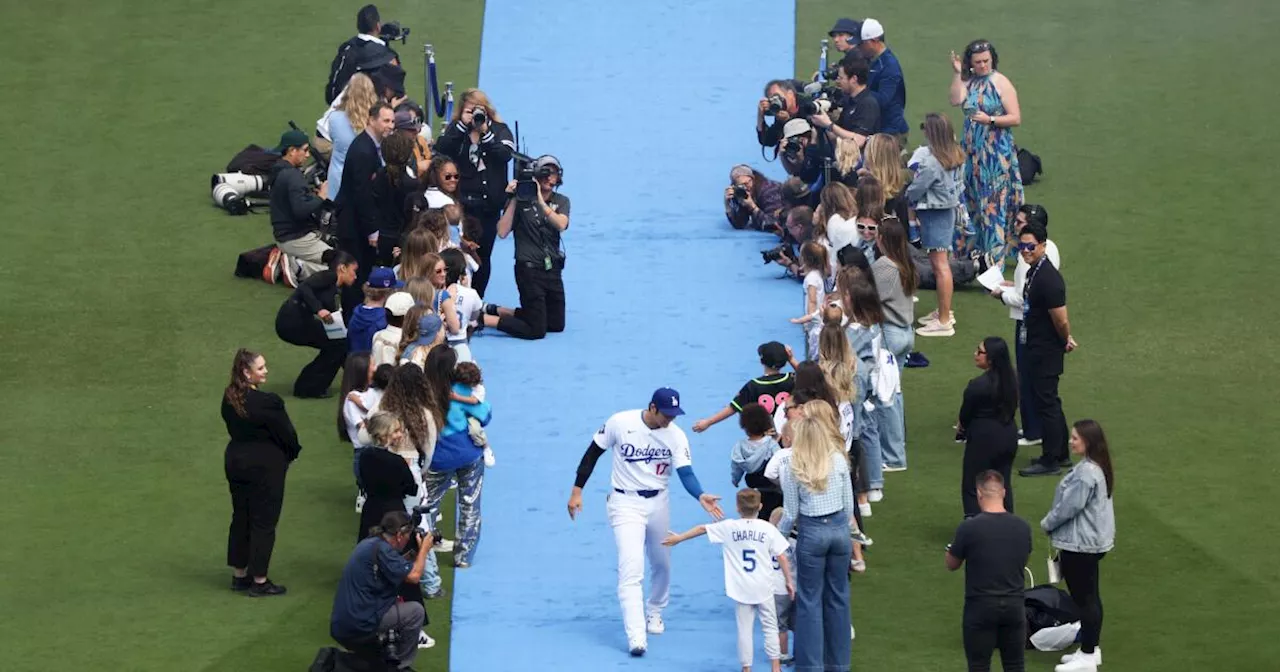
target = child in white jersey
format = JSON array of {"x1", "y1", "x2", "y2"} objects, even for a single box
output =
[
  {"x1": 789, "y1": 241, "x2": 830, "y2": 360},
  {"x1": 767, "y1": 507, "x2": 798, "y2": 665},
  {"x1": 665, "y1": 489, "x2": 794, "y2": 672}
]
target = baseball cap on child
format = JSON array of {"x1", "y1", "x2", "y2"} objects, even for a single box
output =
[
  {"x1": 651, "y1": 387, "x2": 686, "y2": 417},
  {"x1": 367, "y1": 267, "x2": 404, "y2": 289},
  {"x1": 758, "y1": 341, "x2": 790, "y2": 369},
  {"x1": 385, "y1": 291, "x2": 415, "y2": 317}
]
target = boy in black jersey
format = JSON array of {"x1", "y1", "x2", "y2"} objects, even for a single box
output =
[{"x1": 693, "y1": 342, "x2": 800, "y2": 433}]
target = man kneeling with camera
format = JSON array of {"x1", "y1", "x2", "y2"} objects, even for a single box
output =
[
  {"x1": 330, "y1": 511, "x2": 433, "y2": 670},
  {"x1": 480, "y1": 155, "x2": 570, "y2": 340}
]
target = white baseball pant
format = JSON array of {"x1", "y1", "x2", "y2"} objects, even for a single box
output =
[
  {"x1": 735, "y1": 598, "x2": 781, "y2": 667},
  {"x1": 607, "y1": 489, "x2": 670, "y2": 645}
]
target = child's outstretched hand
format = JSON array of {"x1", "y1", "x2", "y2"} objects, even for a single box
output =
[
  {"x1": 662, "y1": 533, "x2": 683, "y2": 547},
  {"x1": 789, "y1": 316, "x2": 808, "y2": 324}
]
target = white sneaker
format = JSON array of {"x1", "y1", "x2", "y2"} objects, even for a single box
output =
[
  {"x1": 850, "y1": 624, "x2": 856, "y2": 640},
  {"x1": 1054, "y1": 657, "x2": 1097, "y2": 672},
  {"x1": 355, "y1": 493, "x2": 366, "y2": 513},
  {"x1": 1060, "y1": 647, "x2": 1102, "y2": 665},
  {"x1": 645, "y1": 613, "x2": 665, "y2": 635},
  {"x1": 435, "y1": 538, "x2": 455, "y2": 552},
  {"x1": 917, "y1": 310, "x2": 956, "y2": 327},
  {"x1": 483, "y1": 446, "x2": 496, "y2": 467},
  {"x1": 858, "y1": 502, "x2": 872, "y2": 518},
  {"x1": 916, "y1": 321, "x2": 956, "y2": 337},
  {"x1": 868, "y1": 489, "x2": 884, "y2": 503},
  {"x1": 417, "y1": 632, "x2": 436, "y2": 649},
  {"x1": 882, "y1": 464, "x2": 907, "y2": 473},
  {"x1": 1018, "y1": 437, "x2": 1043, "y2": 446}
]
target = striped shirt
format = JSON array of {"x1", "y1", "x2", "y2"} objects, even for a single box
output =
[{"x1": 778, "y1": 451, "x2": 855, "y2": 536}]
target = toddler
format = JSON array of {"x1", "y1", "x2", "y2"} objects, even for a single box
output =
[{"x1": 453, "y1": 362, "x2": 495, "y2": 468}]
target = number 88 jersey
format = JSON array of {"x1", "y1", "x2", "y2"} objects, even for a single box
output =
[{"x1": 593, "y1": 409, "x2": 692, "y2": 492}]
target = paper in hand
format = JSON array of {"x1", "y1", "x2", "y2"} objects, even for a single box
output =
[
  {"x1": 323, "y1": 312, "x2": 348, "y2": 340},
  {"x1": 977, "y1": 265, "x2": 1007, "y2": 292}
]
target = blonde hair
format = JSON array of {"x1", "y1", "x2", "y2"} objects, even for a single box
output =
[
  {"x1": 835, "y1": 137, "x2": 862, "y2": 177},
  {"x1": 397, "y1": 304, "x2": 428, "y2": 359},
  {"x1": 366, "y1": 411, "x2": 403, "y2": 449},
  {"x1": 450, "y1": 89, "x2": 504, "y2": 124},
  {"x1": 817, "y1": 322, "x2": 857, "y2": 404},
  {"x1": 922, "y1": 113, "x2": 965, "y2": 170},
  {"x1": 736, "y1": 489, "x2": 762, "y2": 516},
  {"x1": 820, "y1": 182, "x2": 857, "y2": 221},
  {"x1": 789, "y1": 413, "x2": 845, "y2": 492},
  {"x1": 338, "y1": 73, "x2": 379, "y2": 135},
  {"x1": 404, "y1": 277, "x2": 437, "y2": 310},
  {"x1": 399, "y1": 229, "x2": 442, "y2": 281},
  {"x1": 801, "y1": 399, "x2": 845, "y2": 449},
  {"x1": 864, "y1": 134, "x2": 908, "y2": 198}
]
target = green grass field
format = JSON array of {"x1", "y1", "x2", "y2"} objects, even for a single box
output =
[{"x1": 1, "y1": 0, "x2": 1277, "y2": 670}]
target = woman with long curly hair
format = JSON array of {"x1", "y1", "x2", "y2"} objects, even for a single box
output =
[
  {"x1": 327, "y1": 73, "x2": 379, "y2": 201},
  {"x1": 221, "y1": 348, "x2": 302, "y2": 597}
]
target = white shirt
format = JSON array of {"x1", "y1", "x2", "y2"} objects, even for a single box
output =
[
  {"x1": 371, "y1": 325, "x2": 403, "y2": 368},
  {"x1": 771, "y1": 537, "x2": 798, "y2": 596},
  {"x1": 343, "y1": 388, "x2": 385, "y2": 445},
  {"x1": 826, "y1": 214, "x2": 859, "y2": 257},
  {"x1": 1001, "y1": 239, "x2": 1061, "y2": 320},
  {"x1": 450, "y1": 283, "x2": 484, "y2": 338},
  {"x1": 802, "y1": 270, "x2": 826, "y2": 327},
  {"x1": 593, "y1": 410, "x2": 692, "y2": 492},
  {"x1": 764, "y1": 447, "x2": 792, "y2": 482},
  {"x1": 705, "y1": 518, "x2": 791, "y2": 605}
]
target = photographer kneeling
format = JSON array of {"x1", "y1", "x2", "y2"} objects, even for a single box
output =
[
  {"x1": 780, "y1": 118, "x2": 824, "y2": 184},
  {"x1": 330, "y1": 510, "x2": 432, "y2": 670},
  {"x1": 480, "y1": 156, "x2": 569, "y2": 340},
  {"x1": 269, "y1": 130, "x2": 330, "y2": 280}
]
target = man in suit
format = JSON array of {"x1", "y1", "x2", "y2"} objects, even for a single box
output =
[{"x1": 336, "y1": 101, "x2": 396, "y2": 321}]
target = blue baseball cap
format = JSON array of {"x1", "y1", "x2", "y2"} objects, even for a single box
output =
[
  {"x1": 367, "y1": 266, "x2": 404, "y2": 289},
  {"x1": 651, "y1": 387, "x2": 685, "y2": 417},
  {"x1": 829, "y1": 18, "x2": 862, "y2": 41}
]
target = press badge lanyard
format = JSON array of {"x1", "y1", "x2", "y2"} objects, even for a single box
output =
[{"x1": 1019, "y1": 257, "x2": 1046, "y2": 345}]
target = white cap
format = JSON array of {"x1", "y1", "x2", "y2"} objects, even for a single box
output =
[
  {"x1": 861, "y1": 18, "x2": 884, "y2": 41},
  {"x1": 783, "y1": 118, "x2": 812, "y2": 138},
  {"x1": 386, "y1": 291, "x2": 415, "y2": 317}
]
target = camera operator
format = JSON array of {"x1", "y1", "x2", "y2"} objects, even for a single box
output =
[
  {"x1": 330, "y1": 511, "x2": 432, "y2": 669},
  {"x1": 326, "y1": 4, "x2": 400, "y2": 105},
  {"x1": 809, "y1": 54, "x2": 880, "y2": 150},
  {"x1": 434, "y1": 90, "x2": 515, "y2": 298},
  {"x1": 779, "y1": 119, "x2": 824, "y2": 184},
  {"x1": 269, "y1": 130, "x2": 331, "y2": 279},
  {"x1": 480, "y1": 156, "x2": 569, "y2": 340},
  {"x1": 724, "y1": 164, "x2": 783, "y2": 232},
  {"x1": 756, "y1": 80, "x2": 810, "y2": 149}
]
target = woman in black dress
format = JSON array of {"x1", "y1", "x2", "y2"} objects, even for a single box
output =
[
  {"x1": 356, "y1": 411, "x2": 418, "y2": 542},
  {"x1": 274, "y1": 250, "x2": 358, "y2": 398},
  {"x1": 957, "y1": 336, "x2": 1019, "y2": 516},
  {"x1": 222, "y1": 348, "x2": 302, "y2": 597}
]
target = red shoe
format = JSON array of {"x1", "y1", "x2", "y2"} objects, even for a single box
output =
[
  {"x1": 279, "y1": 252, "x2": 298, "y2": 288},
  {"x1": 262, "y1": 247, "x2": 281, "y2": 284}
]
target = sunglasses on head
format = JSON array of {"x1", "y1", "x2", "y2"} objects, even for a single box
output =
[{"x1": 1017, "y1": 242, "x2": 1038, "y2": 252}]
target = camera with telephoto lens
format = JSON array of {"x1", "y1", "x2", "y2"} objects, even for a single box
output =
[
  {"x1": 471, "y1": 108, "x2": 488, "y2": 130},
  {"x1": 797, "y1": 96, "x2": 832, "y2": 118},
  {"x1": 210, "y1": 172, "x2": 265, "y2": 216},
  {"x1": 399, "y1": 505, "x2": 435, "y2": 556},
  {"x1": 782, "y1": 137, "x2": 804, "y2": 161},
  {"x1": 761, "y1": 243, "x2": 790, "y2": 265},
  {"x1": 378, "y1": 21, "x2": 410, "y2": 44},
  {"x1": 765, "y1": 94, "x2": 786, "y2": 116}
]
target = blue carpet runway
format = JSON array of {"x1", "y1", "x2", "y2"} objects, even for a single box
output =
[{"x1": 451, "y1": 1, "x2": 798, "y2": 669}]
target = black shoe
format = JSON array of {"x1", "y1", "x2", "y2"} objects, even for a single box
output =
[
  {"x1": 247, "y1": 579, "x2": 287, "y2": 597},
  {"x1": 231, "y1": 576, "x2": 252, "y2": 592},
  {"x1": 424, "y1": 588, "x2": 447, "y2": 600},
  {"x1": 483, "y1": 303, "x2": 500, "y2": 317},
  {"x1": 295, "y1": 390, "x2": 334, "y2": 399},
  {"x1": 629, "y1": 645, "x2": 646, "y2": 657},
  {"x1": 1018, "y1": 462, "x2": 1062, "y2": 477},
  {"x1": 1057, "y1": 458, "x2": 1073, "y2": 468}
]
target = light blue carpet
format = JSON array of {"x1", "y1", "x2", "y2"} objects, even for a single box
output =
[{"x1": 452, "y1": 1, "x2": 798, "y2": 669}]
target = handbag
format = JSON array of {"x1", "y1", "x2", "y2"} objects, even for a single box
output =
[{"x1": 1046, "y1": 550, "x2": 1062, "y2": 584}]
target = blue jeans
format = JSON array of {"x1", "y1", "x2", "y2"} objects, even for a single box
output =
[
  {"x1": 1014, "y1": 320, "x2": 1041, "y2": 441},
  {"x1": 352, "y1": 446, "x2": 367, "y2": 491},
  {"x1": 876, "y1": 323, "x2": 914, "y2": 469},
  {"x1": 856, "y1": 364, "x2": 883, "y2": 489},
  {"x1": 794, "y1": 510, "x2": 852, "y2": 672}
]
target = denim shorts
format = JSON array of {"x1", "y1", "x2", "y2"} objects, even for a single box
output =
[{"x1": 918, "y1": 208, "x2": 956, "y2": 252}]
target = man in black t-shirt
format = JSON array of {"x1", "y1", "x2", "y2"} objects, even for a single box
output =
[
  {"x1": 947, "y1": 470, "x2": 1032, "y2": 672},
  {"x1": 809, "y1": 54, "x2": 879, "y2": 150},
  {"x1": 692, "y1": 341, "x2": 799, "y2": 433},
  {"x1": 1014, "y1": 224, "x2": 1079, "y2": 477},
  {"x1": 481, "y1": 155, "x2": 571, "y2": 340}
]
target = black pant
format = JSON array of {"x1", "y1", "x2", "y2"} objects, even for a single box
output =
[
  {"x1": 1060, "y1": 550, "x2": 1105, "y2": 653},
  {"x1": 338, "y1": 236, "x2": 377, "y2": 324},
  {"x1": 962, "y1": 596, "x2": 1026, "y2": 672},
  {"x1": 276, "y1": 302, "x2": 348, "y2": 397},
  {"x1": 496, "y1": 264, "x2": 566, "y2": 340},
  {"x1": 962, "y1": 420, "x2": 1018, "y2": 516},
  {"x1": 468, "y1": 208, "x2": 501, "y2": 298},
  {"x1": 1026, "y1": 350, "x2": 1067, "y2": 466},
  {"x1": 225, "y1": 444, "x2": 288, "y2": 577}
]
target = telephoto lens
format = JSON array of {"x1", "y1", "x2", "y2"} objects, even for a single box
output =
[{"x1": 471, "y1": 109, "x2": 488, "y2": 129}]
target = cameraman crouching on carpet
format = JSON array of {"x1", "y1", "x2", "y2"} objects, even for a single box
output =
[
  {"x1": 481, "y1": 155, "x2": 570, "y2": 340},
  {"x1": 269, "y1": 129, "x2": 330, "y2": 279},
  {"x1": 330, "y1": 511, "x2": 433, "y2": 669}
]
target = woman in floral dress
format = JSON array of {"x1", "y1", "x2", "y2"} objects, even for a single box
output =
[{"x1": 949, "y1": 40, "x2": 1023, "y2": 266}]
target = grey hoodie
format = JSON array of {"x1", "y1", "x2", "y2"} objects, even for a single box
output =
[{"x1": 1041, "y1": 458, "x2": 1116, "y2": 554}]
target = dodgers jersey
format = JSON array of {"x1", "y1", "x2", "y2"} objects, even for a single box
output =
[
  {"x1": 593, "y1": 409, "x2": 692, "y2": 492},
  {"x1": 705, "y1": 518, "x2": 790, "y2": 605}
]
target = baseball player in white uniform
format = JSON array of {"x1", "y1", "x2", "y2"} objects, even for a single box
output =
[
  {"x1": 665, "y1": 489, "x2": 794, "y2": 672},
  {"x1": 567, "y1": 387, "x2": 725, "y2": 657}
]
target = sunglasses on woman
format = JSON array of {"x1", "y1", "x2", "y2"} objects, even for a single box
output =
[{"x1": 442, "y1": 173, "x2": 459, "y2": 181}]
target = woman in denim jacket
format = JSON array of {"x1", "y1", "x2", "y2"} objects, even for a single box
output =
[{"x1": 1040, "y1": 419, "x2": 1115, "y2": 672}]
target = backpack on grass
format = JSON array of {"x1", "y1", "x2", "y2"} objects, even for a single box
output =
[{"x1": 1017, "y1": 147, "x2": 1043, "y2": 186}]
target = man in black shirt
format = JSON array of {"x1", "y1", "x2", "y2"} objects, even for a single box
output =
[
  {"x1": 325, "y1": 4, "x2": 399, "y2": 104},
  {"x1": 809, "y1": 54, "x2": 879, "y2": 150},
  {"x1": 1014, "y1": 224, "x2": 1078, "y2": 477},
  {"x1": 269, "y1": 130, "x2": 330, "y2": 280},
  {"x1": 691, "y1": 341, "x2": 799, "y2": 432},
  {"x1": 947, "y1": 470, "x2": 1032, "y2": 672},
  {"x1": 480, "y1": 155, "x2": 570, "y2": 340}
]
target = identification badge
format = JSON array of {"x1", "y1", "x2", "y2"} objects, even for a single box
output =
[
  {"x1": 544, "y1": 255, "x2": 552, "y2": 271},
  {"x1": 1018, "y1": 322, "x2": 1027, "y2": 345}
]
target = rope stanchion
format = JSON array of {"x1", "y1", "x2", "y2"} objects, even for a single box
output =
[{"x1": 818, "y1": 39, "x2": 829, "y2": 82}]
